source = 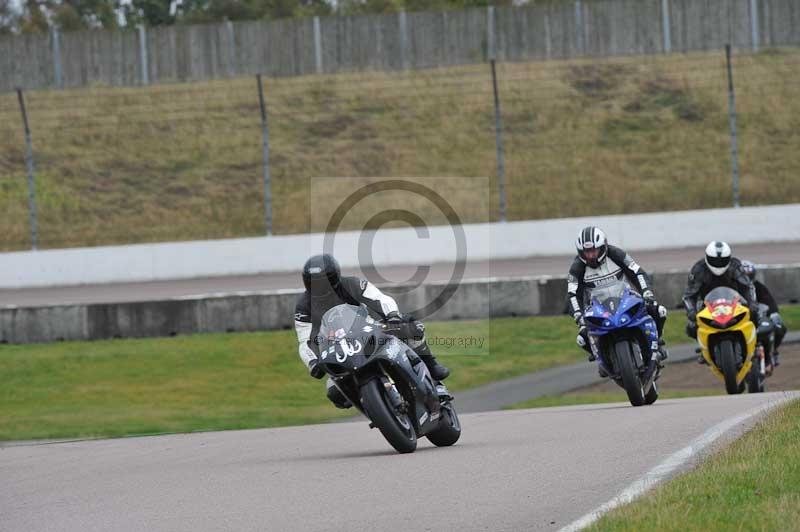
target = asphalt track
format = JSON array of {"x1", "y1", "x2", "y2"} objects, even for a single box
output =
[
  {"x1": 2, "y1": 242, "x2": 798, "y2": 307},
  {"x1": 1, "y1": 393, "x2": 795, "y2": 532}
]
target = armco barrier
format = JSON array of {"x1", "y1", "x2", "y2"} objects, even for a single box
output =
[
  {"x1": 2, "y1": 265, "x2": 797, "y2": 344},
  {"x1": 1, "y1": 204, "x2": 798, "y2": 290}
]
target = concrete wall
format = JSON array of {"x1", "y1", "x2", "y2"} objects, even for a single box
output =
[
  {"x1": 3, "y1": 0, "x2": 800, "y2": 92},
  {"x1": 2, "y1": 264, "x2": 797, "y2": 344},
  {"x1": 1, "y1": 203, "x2": 798, "y2": 290}
]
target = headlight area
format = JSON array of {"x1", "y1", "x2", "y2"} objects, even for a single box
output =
[{"x1": 700, "y1": 313, "x2": 745, "y2": 329}]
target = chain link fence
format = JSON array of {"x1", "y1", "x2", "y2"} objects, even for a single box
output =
[{"x1": 1, "y1": 46, "x2": 798, "y2": 251}]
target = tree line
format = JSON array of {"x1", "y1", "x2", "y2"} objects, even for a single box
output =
[{"x1": 0, "y1": 0, "x2": 517, "y2": 35}]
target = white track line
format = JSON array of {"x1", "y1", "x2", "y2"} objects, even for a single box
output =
[{"x1": 558, "y1": 393, "x2": 798, "y2": 532}]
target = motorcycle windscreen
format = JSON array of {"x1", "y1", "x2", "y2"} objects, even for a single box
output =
[
  {"x1": 703, "y1": 287, "x2": 744, "y2": 325},
  {"x1": 320, "y1": 304, "x2": 368, "y2": 341},
  {"x1": 586, "y1": 281, "x2": 634, "y2": 314}
]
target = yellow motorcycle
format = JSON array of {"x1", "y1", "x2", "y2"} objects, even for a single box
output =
[{"x1": 696, "y1": 287, "x2": 766, "y2": 394}]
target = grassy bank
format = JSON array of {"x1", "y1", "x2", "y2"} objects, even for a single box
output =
[
  {"x1": 1, "y1": 48, "x2": 798, "y2": 250},
  {"x1": 588, "y1": 398, "x2": 800, "y2": 532}
]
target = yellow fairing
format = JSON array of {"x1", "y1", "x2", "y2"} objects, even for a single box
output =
[{"x1": 696, "y1": 304, "x2": 756, "y2": 385}]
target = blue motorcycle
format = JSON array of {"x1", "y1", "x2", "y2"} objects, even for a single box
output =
[{"x1": 583, "y1": 280, "x2": 662, "y2": 406}]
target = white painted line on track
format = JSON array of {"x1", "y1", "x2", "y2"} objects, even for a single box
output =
[{"x1": 558, "y1": 393, "x2": 798, "y2": 532}]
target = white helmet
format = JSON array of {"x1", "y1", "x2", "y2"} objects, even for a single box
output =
[
  {"x1": 705, "y1": 241, "x2": 732, "y2": 276},
  {"x1": 576, "y1": 226, "x2": 608, "y2": 268}
]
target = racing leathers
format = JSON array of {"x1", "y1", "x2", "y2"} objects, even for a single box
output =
[
  {"x1": 682, "y1": 257, "x2": 760, "y2": 339},
  {"x1": 567, "y1": 245, "x2": 667, "y2": 360},
  {"x1": 294, "y1": 276, "x2": 446, "y2": 408},
  {"x1": 754, "y1": 279, "x2": 788, "y2": 356}
]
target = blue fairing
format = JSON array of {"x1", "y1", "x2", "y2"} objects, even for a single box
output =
[{"x1": 583, "y1": 282, "x2": 659, "y2": 350}]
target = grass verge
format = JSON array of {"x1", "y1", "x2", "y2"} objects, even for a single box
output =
[
  {"x1": 587, "y1": 398, "x2": 800, "y2": 532},
  {"x1": 0, "y1": 314, "x2": 580, "y2": 441},
  {"x1": 2, "y1": 306, "x2": 796, "y2": 441}
]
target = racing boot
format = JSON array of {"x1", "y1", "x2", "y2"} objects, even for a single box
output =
[
  {"x1": 410, "y1": 338, "x2": 450, "y2": 381},
  {"x1": 414, "y1": 345, "x2": 450, "y2": 381},
  {"x1": 657, "y1": 338, "x2": 669, "y2": 362},
  {"x1": 420, "y1": 353, "x2": 450, "y2": 381},
  {"x1": 773, "y1": 350, "x2": 781, "y2": 367},
  {"x1": 577, "y1": 327, "x2": 595, "y2": 361}
]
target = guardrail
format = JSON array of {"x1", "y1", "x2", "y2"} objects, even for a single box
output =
[
  {"x1": 2, "y1": 265, "x2": 797, "y2": 344},
  {"x1": 2, "y1": 203, "x2": 798, "y2": 290}
]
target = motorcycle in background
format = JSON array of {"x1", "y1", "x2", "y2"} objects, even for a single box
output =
[{"x1": 696, "y1": 287, "x2": 774, "y2": 394}]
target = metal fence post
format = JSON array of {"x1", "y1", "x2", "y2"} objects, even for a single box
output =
[
  {"x1": 661, "y1": 0, "x2": 672, "y2": 53},
  {"x1": 138, "y1": 25, "x2": 149, "y2": 85},
  {"x1": 399, "y1": 10, "x2": 410, "y2": 70},
  {"x1": 51, "y1": 27, "x2": 63, "y2": 89},
  {"x1": 313, "y1": 17, "x2": 323, "y2": 74},
  {"x1": 226, "y1": 19, "x2": 237, "y2": 76},
  {"x1": 16, "y1": 89, "x2": 39, "y2": 250},
  {"x1": 544, "y1": 12, "x2": 552, "y2": 59},
  {"x1": 575, "y1": 0, "x2": 584, "y2": 55},
  {"x1": 750, "y1": 0, "x2": 759, "y2": 52},
  {"x1": 256, "y1": 74, "x2": 272, "y2": 235},
  {"x1": 490, "y1": 60, "x2": 507, "y2": 222},
  {"x1": 487, "y1": 5, "x2": 496, "y2": 60},
  {"x1": 724, "y1": 45, "x2": 741, "y2": 208}
]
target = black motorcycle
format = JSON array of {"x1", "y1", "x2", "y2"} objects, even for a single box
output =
[
  {"x1": 316, "y1": 304, "x2": 461, "y2": 453},
  {"x1": 749, "y1": 302, "x2": 777, "y2": 394}
]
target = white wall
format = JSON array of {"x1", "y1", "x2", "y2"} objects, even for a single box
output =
[{"x1": 1, "y1": 204, "x2": 798, "y2": 289}]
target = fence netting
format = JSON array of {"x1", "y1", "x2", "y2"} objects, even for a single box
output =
[{"x1": 0, "y1": 46, "x2": 798, "y2": 251}]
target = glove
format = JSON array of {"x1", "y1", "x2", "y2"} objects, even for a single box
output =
[
  {"x1": 384, "y1": 311, "x2": 403, "y2": 333},
  {"x1": 572, "y1": 312, "x2": 585, "y2": 327},
  {"x1": 308, "y1": 359, "x2": 325, "y2": 380},
  {"x1": 642, "y1": 290, "x2": 658, "y2": 311},
  {"x1": 576, "y1": 326, "x2": 588, "y2": 348},
  {"x1": 687, "y1": 309, "x2": 697, "y2": 323},
  {"x1": 685, "y1": 320, "x2": 697, "y2": 339}
]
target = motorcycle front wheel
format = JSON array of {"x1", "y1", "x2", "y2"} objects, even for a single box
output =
[
  {"x1": 717, "y1": 340, "x2": 742, "y2": 395},
  {"x1": 360, "y1": 379, "x2": 417, "y2": 454},
  {"x1": 614, "y1": 340, "x2": 645, "y2": 407}
]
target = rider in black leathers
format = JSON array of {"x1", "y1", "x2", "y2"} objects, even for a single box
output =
[
  {"x1": 682, "y1": 241, "x2": 760, "y2": 343},
  {"x1": 294, "y1": 254, "x2": 450, "y2": 409},
  {"x1": 742, "y1": 260, "x2": 788, "y2": 366}
]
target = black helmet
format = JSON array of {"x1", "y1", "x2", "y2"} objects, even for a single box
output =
[
  {"x1": 576, "y1": 226, "x2": 608, "y2": 268},
  {"x1": 741, "y1": 260, "x2": 756, "y2": 281},
  {"x1": 302, "y1": 254, "x2": 341, "y2": 296}
]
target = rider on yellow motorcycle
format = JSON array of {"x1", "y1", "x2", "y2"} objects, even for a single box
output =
[{"x1": 683, "y1": 241, "x2": 761, "y2": 348}]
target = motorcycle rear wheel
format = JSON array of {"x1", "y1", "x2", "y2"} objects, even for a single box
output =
[
  {"x1": 360, "y1": 379, "x2": 417, "y2": 454},
  {"x1": 747, "y1": 359, "x2": 765, "y2": 393},
  {"x1": 426, "y1": 403, "x2": 461, "y2": 447},
  {"x1": 644, "y1": 381, "x2": 659, "y2": 405}
]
